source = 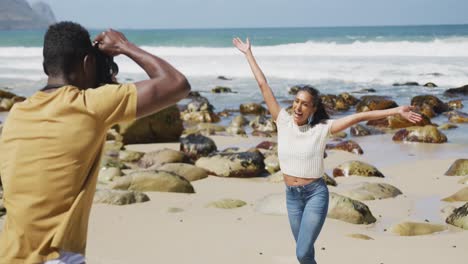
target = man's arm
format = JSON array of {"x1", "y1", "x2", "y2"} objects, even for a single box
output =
[{"x1": 95, "y1": 29, "x2": 191, "y2": 118}]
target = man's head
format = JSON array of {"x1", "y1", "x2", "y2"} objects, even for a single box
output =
[{"x1": 43, "y1": 21, "x2": 97, "y2": 88}]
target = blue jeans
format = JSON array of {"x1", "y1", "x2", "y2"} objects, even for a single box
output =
[{"x1": 286, "y1": 178, "x2": 329, "y2": 264}]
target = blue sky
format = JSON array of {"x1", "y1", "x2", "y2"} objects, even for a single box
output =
[{"x1": 29, "y1": 0, "x2": 468, "y2": 29}]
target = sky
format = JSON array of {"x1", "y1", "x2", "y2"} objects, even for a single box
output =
[{"x1": 28, "y1": 0, "x2": 468, "y2": 29}]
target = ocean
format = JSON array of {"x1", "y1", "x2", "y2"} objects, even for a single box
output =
[{"x1": 0, "y1": 24, "x2": 467, "y2": 143}]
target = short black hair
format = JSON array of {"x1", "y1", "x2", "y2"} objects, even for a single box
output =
[{"x1": 43, "y1": 21, "x2": 92, "y2": 77}]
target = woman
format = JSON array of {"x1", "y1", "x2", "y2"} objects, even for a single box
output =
[{"x1": 233, "y1": 37, "x2": 422, "y2": 264}]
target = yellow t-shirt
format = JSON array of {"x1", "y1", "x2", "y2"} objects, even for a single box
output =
[{"x1": 0, "y1": 84, "x2": 137, "y2": 263}]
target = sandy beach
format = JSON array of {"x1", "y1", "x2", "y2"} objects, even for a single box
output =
[{"x1": 69, "y1": 134, "x2": 468, "y2": 264}]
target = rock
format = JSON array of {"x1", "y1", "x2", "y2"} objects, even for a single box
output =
[
  {"x1": 444, "y1": 84, "x2": 468, "y2": 97},
  {"x1": 157, "y1": 163, "x2": 208, "y2": 182},
  {"x1": 211, "y1": 86, "x2": 234, "y2": 93},
  {"x1": 181, "y1": 96, "x2": 220, "y2": 123},
  {"x1": 393, "y1": 82, "x2": 420, "y2": 86},
  {"x1": 111, "y1": 170, "x2": 195, "y2": 193},
  {"x1": 138, "y1": 149, "x2": 189, "y2": 169},
  {"x1": 392, "y1": 126, "x2": 447, "y2": 144},
  {"x1": 444, "y1": 159, "x2": 468, "y2": 176},
  {"x1": 288, "y1": 84, "x2": 315, "y2": 95},
  {"x1": 101, "y1": 141, "x2": 125, "y2": 169},
  {"x1": 240, "y1": 103, "x2": 267, "y2": 115},
  {"x1": 346, "y1": 234, "x2": 374, "y2": 240},
  {"x1": 256, "y1": 141, "x2": 277, "y2": 150},
  {"x1": 180, "y1": 134, "x2": 217, "y2": 160},
  {"x1": 119, "y1": 150, "x2": 144, "y2": 164},
  {"x1": 459, "y1": 176, "x2": 468, "y2": 185},
  {"x1": 226, "y1": 125, "x2": 247, "y2": 137},
  {"x1": 106, "y1": 129, "x2": 123, "y2": 142},
  {"x1": 442, "y1": 187, "x2": 468, "y2": 202},
  {"x1": 0, "y1": 89, "x2": 26, "y2": 111},
  {"x1": 333, "y1": 161, "x2": 384, "y2": 178},
  {"x1": 249, "y1": 116, "x2": 277, "y2": 133},
  {"x1": 350, "y1": 124, "x2": 382, "y2": 137},
  {"x1": 328, "y1": 192, "x2": 377, "y2": 224},
  {"x1": 187, "y1": 91, "x2": 201, "y2": 98},
  {"x1": 195, "y1": 150, "x2": 265, "y2": 177},
  {"x1": 0, "y1": 0, "x2": 55, "y2": 30},
  {"x1": 447, "y1": 110, "x2": 468, "y2": 123},
  {"x1": 438, "y1": 123, "x2": 458, "y2": 130},
  {"x1": 342, "y1": 182, "x2": 402, "y2": 201},
  {"x1": 338, "y1": 92, "x2": 359, "y2": 106},
  {"x1": 352, "y1": 88, "x2": 376, "y2": 94},
  {"x1": 447, "y1": 100, "x2": 464, "y2": 110},
  {"x1": 207, "y1": 199, "x2": 247, "y2": 209},
  {"x1": 326, "y1": 140, "x2": 364, "y2": 155},
  {"x1": 446, "y1": 202, "x2": 468, "y2": 230},
  {"x1": 93, "y1": 189, "x2": 149, "y2": 205},
  {"x1": 332, "y1": 131, "x2": 348, "y2": 139},
  {"x1": 423, "y1": 82, "x2": 438, "y2": 87},
  {"x1": 323, "y1": 173, "x2": 337, "y2": 186},
  {"x1": 217, "y1": 76, "x2": 232, "y2": 81},
  {"x1": 184, "y1": 123, "x2": 226, "y2": 136},
  {"x1": 251, "y1": 131, "x2": 273, "y2": 137},
  {"x1": 118, "y1": 105, "x2": 184, "y2": 144},
  {"x1": 411, "y1": 95, "x2": 449, "y2": 114},
  {"x1": 390, "y1": 222, "x2": 447, "y2": 236},
  {"x1": 230, "y1": 115, "x2": 248, "y2": 127},
  {"x1": 264, "y1": 154, "x2": 280, "y2": 174},
  {"x1": 98, "y1": 167, "x2": 122, "y2": 182},
  {"x1": 356, "y1": 96, "x2": 398, "y2": 112},
  {"x1": 31, "y1": 1, "x2": 56, "y2": 24}
]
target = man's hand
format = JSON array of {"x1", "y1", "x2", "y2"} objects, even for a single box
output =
[
  {"x1": 398, "y1": 106, "x2": 423, "y2": 123},
  {"x1": 94, "y1": 29, "x2": 130, "y2": 57}
]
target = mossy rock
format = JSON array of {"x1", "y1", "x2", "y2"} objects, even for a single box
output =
[{"x1": 333, "y1": 160, "x2": 384, "y2": 178}]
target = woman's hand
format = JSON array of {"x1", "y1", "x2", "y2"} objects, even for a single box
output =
[
  {"x1": 233, "y1": 37, "x2": 251, "y2": 54},
  {"x1": 398, "y1": 106, "x2": 423, "y2": 123}
]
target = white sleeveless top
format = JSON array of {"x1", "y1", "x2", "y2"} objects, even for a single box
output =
[{"x1": 275, "y1": 108, "x2": 334, "y2": 179}]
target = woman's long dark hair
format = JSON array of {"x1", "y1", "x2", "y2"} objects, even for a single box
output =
[{"x1": 297, "y1": 86, "x2": 330, "y2": 126}]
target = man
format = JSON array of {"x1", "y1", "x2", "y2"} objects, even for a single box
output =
[{"x1": 0, "y1": 21, "x2": 190, "y2": 263}]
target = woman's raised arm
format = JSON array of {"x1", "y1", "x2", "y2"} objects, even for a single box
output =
[{"x1": 233, "y1": 37, "x2": 281, "y2": 120}]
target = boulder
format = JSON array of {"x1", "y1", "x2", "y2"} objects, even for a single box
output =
[
  {"x1": 411, "y1": 95, "x2": 448, "y2": 114},
  {"x1": 438, "y1": 123, "x2": 458, "y2": 130},
  {"x1": 249, "y1": 115, "x2": 277, "y2": 133},
  {"x1": 230, "y1": 115, "x2": 248, "y2": 127},
  {"x1": 256, "y1": 141, "x2": 277, "y2": 150},
  {"x1": 226, "y1": 125, "x2": 247, "y2": 137},
  {"x1": 207, "y1": 199, "x2": 247, "y2": 209},
  {"x1": 459, "y1": 176, "x2": 468, "y2": 185},
  {"x1": 323, "y1": 173, "x2": 337, "y2": 186},
  {"x1": 181, "y1": 96, "x2": 220, "y2": 123},
  {"x1": 138, "y1": 149, "x2": 189, "y2": 169},
  {"x1": 157, "y1": 163, "x2": 209, "y2": 182},
  {"x1": 183, "y1": 123, "x2": 226, "y2": 136},
  {"x1": 342, "y1": 182, "x2": 402, "y2": 201},
  {"x1": 180, "y1": 134, "x2": 217, "y2": 160},
  {"x1": 350, "y1": 124, "x2": 383, "y2": 137},
  {"x1": 264, "y1": 154, "x2": 280, "y2": 174},
  {"x1": 447, "y1": 100, "x2": 464, "y2": 110},
  {"x1": 447, "y1": 110, "x2": 468, "y2": 123},
  {"x1": 211, "y1": 86, "x2": 234, "y2": 93},
  {"x1": 328, "y1": 192, "x2": 377, "y2": 224},
  {"x1": 93, "y1": 189, "x2": 149, "y2": 205},
  {"x1": 333, "y1": 161, "x2": 384, "y2": 178},
  {"x1": 446, "y1": 202, "x2": 468, "y2": 230},
  {"x1": 111, "y1": 170, "x2": 195, "y2": 193},
  {"x1": 326, "y1": 140, "x2": 363, "y2": 155},
  {"x1": 442, "y1": 187, "x2": 468, "y2": 202},
  {"x1": 444, "y1": 159, "x2": 468, "y2": 176},
  {"x1": 118, "y1": 105, "x2": 184, "y2": 144},
  {"x1": 392, "y1": 126, "x2": 447, "y2": 144},
  {"x1": 390, "y1": 222, "x2": 446, "y2": 236},
  {"x1": 356, "y1": 96, "x2": 398, "y2": 112},
  {"x1": 423, "y1": 82, "x2": 437, "y2": 87},
  {"x1": 393, "y1": 82, "x2": 420, "y2": 86},
  {"x1": 98, "y1": 167, "x2": 123, "y2": 183},
  {"x1": 444, "y1": 84, "x2": 468, "y2": 97},
  {"x1": 240, "y1": 103, "x2": 267, "y2": 115},
  {"x1": 338, "y1": 92, "x2": 359, "y2": 106},
  {"x1": 195, "y1": 150, "x2": 265, "y2": 177}
]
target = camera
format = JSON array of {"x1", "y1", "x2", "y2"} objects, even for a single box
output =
[{"x1": 93, "y1": 43, "x2": 119, "y2": 85}]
